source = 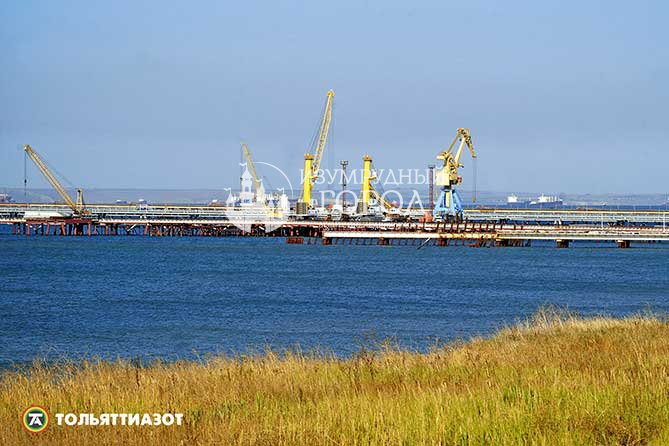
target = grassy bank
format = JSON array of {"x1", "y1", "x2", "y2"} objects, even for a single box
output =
[{"x1": 2, "y1": 310, "x2": 669, "y2": 445}]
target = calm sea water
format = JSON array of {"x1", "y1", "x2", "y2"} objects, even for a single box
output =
[{"x1": 1, "y1": 229, "x2": 668, "y2": 368}]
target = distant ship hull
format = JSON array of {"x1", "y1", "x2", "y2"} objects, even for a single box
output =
[
  {"x1": 528, "y1": 198, "x2": 563, "y2": 208},
  {"x1": 506, "y1": 195, "x2": 563, "y2": 208}
]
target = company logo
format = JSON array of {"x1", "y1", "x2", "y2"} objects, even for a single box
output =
[{"x1": 22, "y1": 405, "x2": 49, "y2": 433}]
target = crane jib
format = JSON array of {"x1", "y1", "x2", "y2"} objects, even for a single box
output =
[{"x1": 23, "y1": 145, "x2": 86, "y2": 215}]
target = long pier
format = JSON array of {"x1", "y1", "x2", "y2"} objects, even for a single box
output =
[
  {"x1": 321, "y1": 225, "x2": 669, "y2": 248},
  {"x1": 2, "y1": 203, "x2": 669, "y2": 248},
  {"x1": 4, "y1": 217, "x2": 669, "y2": 249}
]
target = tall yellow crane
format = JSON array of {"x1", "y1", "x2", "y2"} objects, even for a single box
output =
[
  {"x1": 297, "y1": 89, "x2": 334, "y2": 215},
  {"x1": 241, "y1": 142, "x2": 262, "y2": 193},
  {"x1": 360, "y1": 154, "x2": 394, "y2": 212},
  {"x1": 23, "y1": 144, "x2": 87, "y2": 216},
  {"x1": 433, "y1": 128, "x2": 477, "y2": 220}
]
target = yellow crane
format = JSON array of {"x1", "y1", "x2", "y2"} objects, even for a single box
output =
[
  {"x1": 241, "y1": 142, "x2": 262, "y2": 193},
  {"x1": 360, "y1": 154, "x2": 394, "y2": 212},
  {"x1": 297, "y1": 89, "x2": 334, "y2": 214},
  {"x1": 23, "y1": 144, "x2": 87, "y2": 216},
  {"x1": 433, "y1": 128, "x2": 477, "y2": 219}
]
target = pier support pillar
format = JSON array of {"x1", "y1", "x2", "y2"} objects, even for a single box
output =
[
  {"x1": 556, "y1": 239, "x2": 570, "y2": 249},
  {"x1": 617, "y1": 240, "x2": 630, "y2": 249}
]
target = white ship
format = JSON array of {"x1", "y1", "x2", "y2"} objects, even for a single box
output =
[
  {"x1": 530, "y1": 194, "x2": 563, "y2": 207},
  {"x1": 507, "y1": 194, "x2": 563, "y2": 207},
  {"x1": 507, "y1": 194, "x2": 530, "y2": 206}
]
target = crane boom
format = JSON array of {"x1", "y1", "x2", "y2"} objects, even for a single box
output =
[
  {"x1": 23, "y1": 144, "x2": 84, "y2": 215},
  {"x1": 241, "y1": 143, "x2": 262, "y2": 192},
  {"x1": 370, "y1": 186, "x2": 394, "y2": 210},
  {"x1": 436, "y1": 128, "x2": 477, "y2": 188},
  {"x1": 310, "y1": 89, "x2": 335, "y2": 177},
  {"x1": 452, "y1": 128, "x2": 476, "y2": 168},
  {"x1": 298, "y1": 90, "x2": 335, "y2": 211}
]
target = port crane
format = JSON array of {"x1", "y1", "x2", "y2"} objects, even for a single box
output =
[
  {"x1": 297, "y1": 89, "x2": 335, "y2": 215},
  {"x1": 433, "y1": 128, "x2": 477, "y2": 220},
  {"x1": 23, "y1": 144, "x2": 87, "y2": 216},
  {"x1": 360, "y1": 154, "x2": 395, "y2": 214}
]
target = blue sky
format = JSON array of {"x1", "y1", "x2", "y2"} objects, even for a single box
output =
[{"x1": 1, "y1": 0, "x2": 667, "y2": 194}]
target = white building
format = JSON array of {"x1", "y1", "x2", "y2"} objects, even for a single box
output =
[
  {"x1": 239, "y1": 168, "x2": 254, "y2": 204},
  {"x1": 225, "y1": 191, "x2": 236, "y2": 207}
]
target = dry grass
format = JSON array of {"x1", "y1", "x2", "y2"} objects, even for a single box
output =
[{"x1": 2, "y1": 308, "x2": 669, "y2": 445}]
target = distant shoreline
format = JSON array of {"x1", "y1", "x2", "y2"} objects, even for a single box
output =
[{"x1": 3, "y1": 187, "x2": 668, "y2": 207}]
